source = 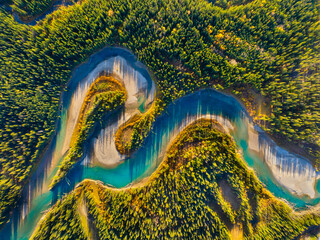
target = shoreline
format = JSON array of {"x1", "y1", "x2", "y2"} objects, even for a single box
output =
[
  {"x1": 30, "y1": 115, "x2": 320, "y2": 238},
  {"x1": 6, "y1": 0, "x2": 315, "y2": 167},
  {"x1": 3, "y1": 46, "x2": 319, "y2": 239},
  {"x1": 216, "y1": 87, "x2": 318, "y2": 171},
  {"x1": 3, "y1": 0, "x2": 317, "y2": 188},
  {"x1": 0, "y1": 46, "x2": 156, "y2": 238},
  {"x1": 81, "y1": 118, "x2": 316, "y2": 215}
]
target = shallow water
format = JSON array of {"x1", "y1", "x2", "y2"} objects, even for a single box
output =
[{"x1": 1, "y1": 47, "x2": 319, "y2": 240}]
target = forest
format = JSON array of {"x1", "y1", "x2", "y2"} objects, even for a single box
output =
[
  {"x1": 0, "y1": 0, "x2": 319, "y2": 233},
  {"x1": 0, "y1": 0, "x2": 54, "y2": 19},
  {"x1": 31, "y1": 120, "x2": 320, "y2": 239}
]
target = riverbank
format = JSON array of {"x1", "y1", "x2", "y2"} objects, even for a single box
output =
[
  {"x1": 50, "y1": 74, "x2": 127, "y2": 188},
  {"x1": 31, "y1": 119, "x2": 320, "y2": 240},
  {"x1": 1, "y1": 44, "x2": 318, "y2": 239},
  {"x1": 214, "y1": 87, "x2": 320, "y2": 198},
  {"x1": 214, "y1": 85, "x2": 319, "y2": 171}
]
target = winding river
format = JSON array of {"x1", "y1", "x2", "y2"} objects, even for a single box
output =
[{"x1": 1, "y1": 47, "x2": 320, "y2": 240}]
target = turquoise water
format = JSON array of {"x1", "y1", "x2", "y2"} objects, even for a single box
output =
[
  {"x1": 74, "y1": 90, "x2": 319, "y2": 206},
  {"x1": 1, "y1": 47, "x2": 319, "y2": 240}
]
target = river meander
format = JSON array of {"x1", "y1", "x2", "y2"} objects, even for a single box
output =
[{"x1": 1, "y1": 47, "x2": 320, "y2": 240}]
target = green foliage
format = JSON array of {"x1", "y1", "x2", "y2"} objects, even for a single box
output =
[
  {"x1": 119, "y1": 0, "x2": 320, "y2": 161},
  {"x1": 0, "y1": 0, "x2": 319, "y2": 230},
  {"x1": 10, "y1": 0, "x2": 53, "y2": 18},
  {"x1": 209, "y1": 0, "x2": 253, "y2": 9},
  {"x1": 31, "y1": 193, "x2": 87, "y2": 240},
  {"x1": 0, "y1": 0, "x2": 129, "y2": 226},
  {"x1": 31, "y1": 120, "x2": 320, "y2": 239}
]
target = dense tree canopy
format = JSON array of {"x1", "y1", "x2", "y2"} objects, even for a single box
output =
[
  {"x1": 31, "y1": 120, "x2": 320, "y2": 239},
  {"x1": 0, "y1": 0, "x2": 319, "y2": 231}
]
